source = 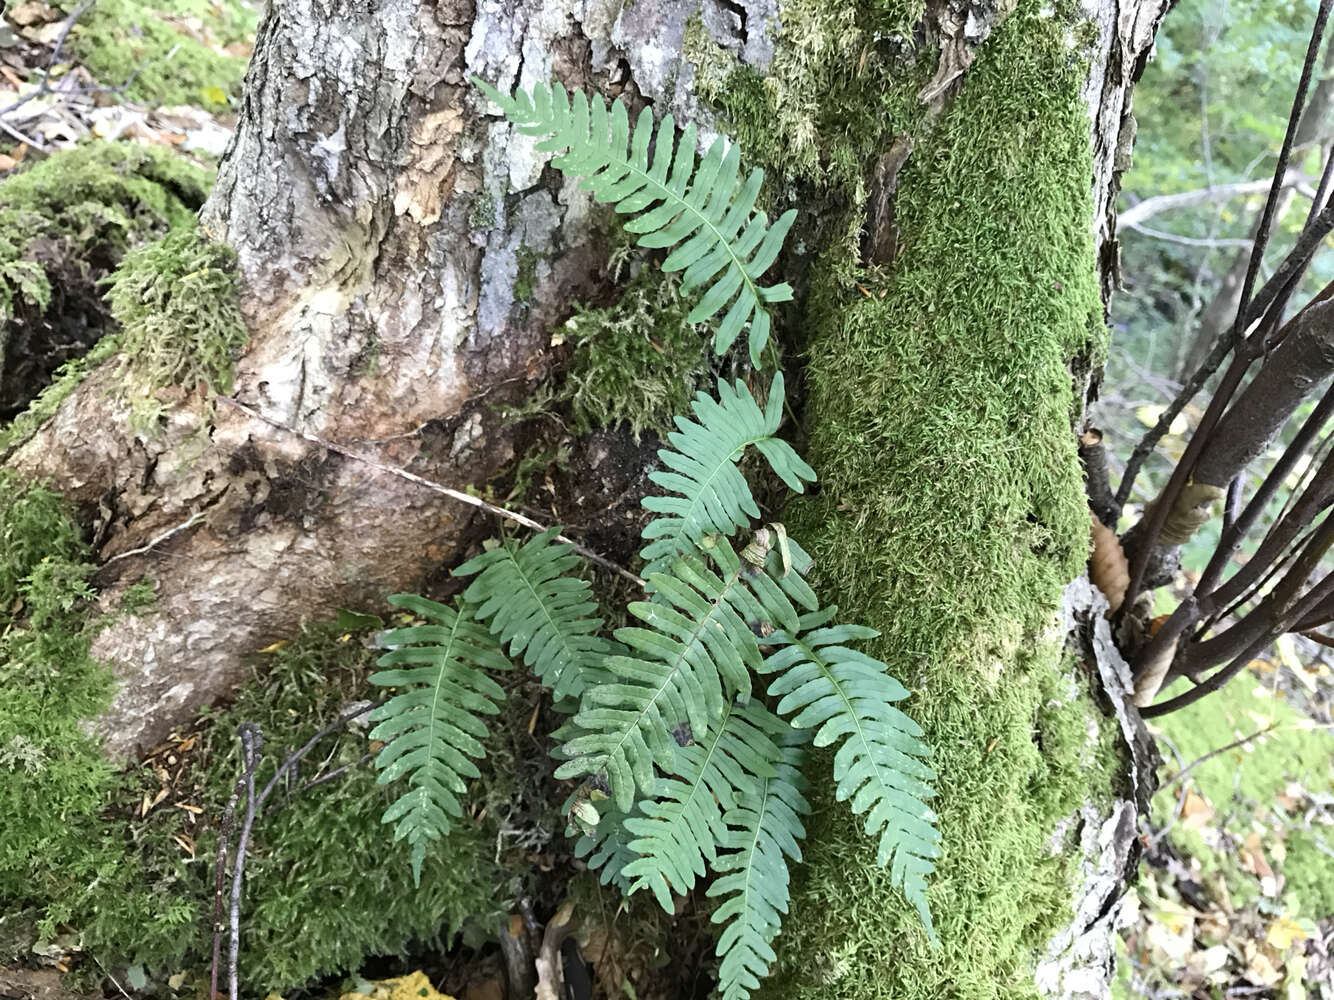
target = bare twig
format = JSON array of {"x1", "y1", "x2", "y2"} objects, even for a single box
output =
[
  {"x1": 102, "y1": 513, "x2": 205, "y2": 565},
  {"x1": 1118, "y1": 172, "x2": 1313, "y2": 229},
  {"x1": 1159, "y1": 723, "x2": 1278, "y2": 790},
  {"x1": 218, "y1": 396, "x2": 645, "y2": 588},
  {"x1": 0, "y1": 0, "x2": 93, "y2": 122},
  {"x1": 1123, "y1": 224, "x2": 1255, "y2": 249},
  {"x1": 255, "y1": 701, "x2": 379, "y2": 813},
  {"x1": 228, "y1": 725, "x2": 263, "y2": 1000}
]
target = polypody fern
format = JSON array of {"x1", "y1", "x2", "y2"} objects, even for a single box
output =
[{"x1": 364, "y1": 77, "x2": 943, "y2": 1000}]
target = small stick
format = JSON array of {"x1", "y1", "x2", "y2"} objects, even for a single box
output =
[
  {"x1": 228, "y1": 725, "x2": 263, "y2": 1000},
  {"x1": 217, "y1": 396, "x2": 645, "y2": 587}
]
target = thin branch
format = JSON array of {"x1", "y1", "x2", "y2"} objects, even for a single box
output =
[
  {"x1": 102, "y1": 513, "x2": 205, "y2": 565},
  {"x1": 1118, "y1": 173, "x2": 1312, "y2": 229},
  {"x1": 217, "y1": 396, "x2": 645, "y2": 588},
  {"x1": 0, "y1": 0, "x2": 93, "y2": 122},
  {"x1": 1123, "y1": 224, "x2": 1255, "y2": 249},
  {"x1": 228, "y1": 725, "x2": 262, "y2": 1000},
  {"x1": 255, "y1": 701, "x2": 379, "y2": 813},
  {"x1": 1159, "y1": 723, "x2": 1278, "y2": 790}
]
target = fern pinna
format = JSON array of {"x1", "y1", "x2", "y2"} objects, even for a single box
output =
[
  {"x1": 363, "y1": 77, "x2": 942, "y2": 1000},
  {"x1": 366, "y1": 594, "x2": 512, "y2": 884},
  {"x1": 472, "y1": 76, "x2": 797, "y2": 367}
]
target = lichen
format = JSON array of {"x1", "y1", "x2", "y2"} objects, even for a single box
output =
[{"x1": 62, "y1": 0, "x2": 257, "y2": 111}]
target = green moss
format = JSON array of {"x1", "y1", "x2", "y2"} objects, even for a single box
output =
[
  {"x1": 686, "y1": 2, "x2": 924, "y2": 211},
  {"x1": 1147, "y1": 670, "x2": 1334, "y2": 915},
  {"x1": 0, "y1": 471, "x2": 115, "y2": 922},
  {"x1": 560, "y1": 261, "x2": 712, "y2": 438},
  {"x1": 719, "y1": 0, "x2": 1114, "y2": 995},
  {"x1": 0, "y1": 141, "x2": 212, "y2": 324},
  {"x1": 62, "y1": 0, "x2": 256, "y2": 111},
  {"x1": 514, "y1": 245, "x2": 540, "y2": 303},
  {"x1": 1283, "y1": 829, "x2": 1334, "y2": 919},
  {"x1": 105, "y1": 225, "x2": 247, "y2": 425},
  {"x1": 8, "y1": 618, "x2": 505, "y2": 990}
]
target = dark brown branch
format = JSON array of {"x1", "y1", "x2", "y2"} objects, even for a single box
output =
[
  {"x1": 1116, "y1": 0, "x2": 1334, "y2": 512},
  {"x1": 1080, "y1": 429, "x2": 1119, "y2": 527}
]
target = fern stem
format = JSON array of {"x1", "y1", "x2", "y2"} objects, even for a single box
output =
[{"x1": 217, "y1": 396, "x2": 645, "y2": 587}]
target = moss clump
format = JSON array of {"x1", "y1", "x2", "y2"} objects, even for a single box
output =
[
  {"x1": 0, "y1": 143, "x2": 212, "y2": 430},
  {"x1": 1148, "y1": 670, "x2": 1334, "y2": 913},
  {"x1": 9, "y1": 616, "x2": 504, "y2": 990},
  {"x1": 0, "y1": 141, "x2": 211, "y2": 325},
  {"x1": 0, "y1": 471, "x2": 116, "y2": 922},
  {"x1": 105, "y1": 225, "x2": 247, "y2": 425},
  {"x1": 62, "y1": 0, "x2": 256, "y2": 111},
  {"x1": 1283, "y1": 830, "x2": 1334, "y2": 918},
  {"x1": 701, "y1": 0, "x2": 1113, "y2": 995},
  {"x1": 560, "y1": 261, "x2": 712, "y2": 438}
]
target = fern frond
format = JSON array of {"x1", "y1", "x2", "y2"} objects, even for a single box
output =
[
  {"x1": 640, "y1": 374, "x2": 815, "y2": 576},
  {"x1": 760, "y1": 611, "x2": 941, "y2": 940},
  {"x1": 555, "y1": 539, "x2": 802, "y2": 811},
  {"x1": 455, "y1": 527, "x2": 610, "y2": 700},
  {"x1": 367, "y1": 594, "x2": 512, "y2": 884},
  {"x1": 620, "y1": 700, "x2": 785, "y2": 911},
  {"x1": 472, "y1": 77, "x2": 797, "y2": 366},
  {"x1": 708, "y1": 726, "x2": 811, "y2": 1000}
]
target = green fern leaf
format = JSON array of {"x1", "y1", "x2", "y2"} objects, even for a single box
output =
[
  {"x1": 621, "y1": 700, "x2": 785, "y2": 912},
  {"x1": 367, "y1": 594, "x2": 513, "y2": 884},
  {"x1": 471, "y1": 76, "x2": 797, "y2": 366},
  {"x1": 555, "y1": 539, "x2": 802, "y2": 811},
  {"x1": 455, "y1": 527, "x2": 610, "y2": 700},
  {"x1": 640, "y1": 374, "x2": 815, "y2": 576},
  {"x1": 572, "y1": 795, "x2": 641, "y2": 893},
  {"x1": 759, "y1": 611, "x2": 941, "y2": 940},
  {"x1": 709, "y1": 727, "x2": 811, "y2": 1000}
]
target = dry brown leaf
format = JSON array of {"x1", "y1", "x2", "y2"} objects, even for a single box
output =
[
  {"x1": 1089, "y1": 513, "x2": 1129, "y2": 611},
  {"x1": 1180, "y1": 790, "x2": 1215, "y2": 829}
]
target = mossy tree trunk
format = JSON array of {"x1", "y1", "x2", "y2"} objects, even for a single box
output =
[{"x1": 4, "y1": 0, "x2": 1166, "y2": 992}]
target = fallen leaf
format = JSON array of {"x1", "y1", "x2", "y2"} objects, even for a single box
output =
[
  {"x1": 1267, "y1": 916, "x2": 1309, "y2": 952},
  {"x1": 1180, "y1": 790, "x2": 1215, "y2": 829}
]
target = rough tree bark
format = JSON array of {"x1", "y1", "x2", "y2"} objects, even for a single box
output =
[{"x1": 5, "y1": 0, "x2": 1162, "y2": 894}]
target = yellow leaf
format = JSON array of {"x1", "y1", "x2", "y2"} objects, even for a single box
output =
[
  {"x1": 200, "y1": 85, "x2": 229, "y2": 106},
  {"x1": 1267, "y1": 916, "x2": 1309, "y2": 952},
  {"x1": 1135, "y1": 404, "x2": 1190, "y2": 436},
  {"x1": 341, "y1": 971, "x2": 455, "y2": 1000}
]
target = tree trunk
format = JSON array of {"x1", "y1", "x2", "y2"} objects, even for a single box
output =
[{"x1": 5, "y1": 0, "x2": 1167, "y2": 992}]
